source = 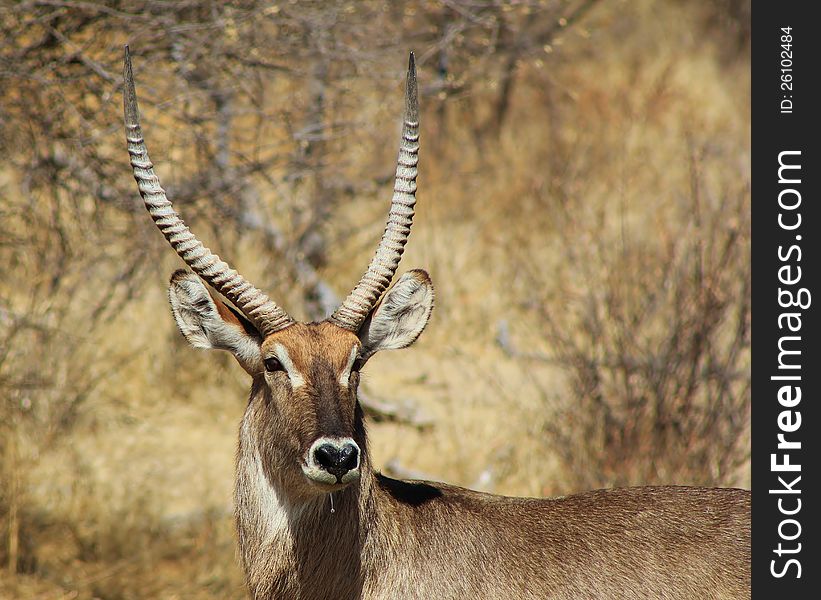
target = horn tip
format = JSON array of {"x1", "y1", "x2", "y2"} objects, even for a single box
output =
[
  {"x1": 407, "y1": 51, "x2": 416, "y2": 85},
  {"x1": 405, "y1": 51, "x2": 418, "y2": 120},
  {"x1": 123, "y1": 46, "x2": 139, "y2": 125}
]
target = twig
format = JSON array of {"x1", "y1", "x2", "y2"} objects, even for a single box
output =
[
  {"x1": 383, "y1": 458, "x2": 441, "y2": 482},
  {"x1": 359, "y1": 390, "x2": 434, "y2": 430}
]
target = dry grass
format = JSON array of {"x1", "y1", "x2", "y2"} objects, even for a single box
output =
[{"x1": 1, "y1": 1, "x2": 749, "y2": 597}]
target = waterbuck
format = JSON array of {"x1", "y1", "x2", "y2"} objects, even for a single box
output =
[{"x1": 123, "y1": 46, "x2": 750, "y2": 600}]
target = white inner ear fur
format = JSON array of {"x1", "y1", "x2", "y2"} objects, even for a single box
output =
[
  {"x1": 358, "y1": 269, "x2": 434, "y2": 360},
  {"x1": 339, "y1": 345, "x2": 358, "y2": 388},
  {"x1": 270, "y1": 344, "x2": 306, "y2": 388},
  {"x1": 168, "y1": 271, "x2": 263, "y2": 375}
]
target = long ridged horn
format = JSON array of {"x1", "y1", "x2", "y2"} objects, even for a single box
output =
[
  {"x1": 123, "y1": 46, "x2": 294, "y2": 336},
  {"x1": 329, "y1": 52, "x2": 419, "y2": 331}
]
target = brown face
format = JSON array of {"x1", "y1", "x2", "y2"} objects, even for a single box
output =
[
  {"x1": 254, "y1": 322, "x2": 366, "y2": 497},
  {"x1": 166, "y1": 268, "x2": 434, "y2": 501}
]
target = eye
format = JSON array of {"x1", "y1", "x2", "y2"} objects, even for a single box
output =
[{"x1": 264, "y1": 357, "x2": 285, "y2": 373}]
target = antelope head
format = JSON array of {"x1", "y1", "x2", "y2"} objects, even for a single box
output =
[{"x1": 123, "y1": 47, "x2": 433, "y2": 501}]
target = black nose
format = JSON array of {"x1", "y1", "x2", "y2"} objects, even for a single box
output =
[{"x1": 314, "y1": 442, "x2": 359, "y2": 479}]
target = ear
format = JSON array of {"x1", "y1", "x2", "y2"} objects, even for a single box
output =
[
  {"x1": 358, "y1": 269, "x2": 434, "y2": 361},
  {"x1": 167, "y1": 269, "x2": 264, "y2": 375}
]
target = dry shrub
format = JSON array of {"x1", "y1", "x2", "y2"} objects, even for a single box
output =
[
  {"x1": 418, "y1": 0, "x2": 751, "y2": 493},
  {"x1": 518, "y1": 145, "x2": 750, "y2": 490}
]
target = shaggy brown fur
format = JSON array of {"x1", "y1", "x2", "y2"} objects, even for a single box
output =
[{"x1": 229, "y1": 325, "x2": 750, "y2": 600}]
